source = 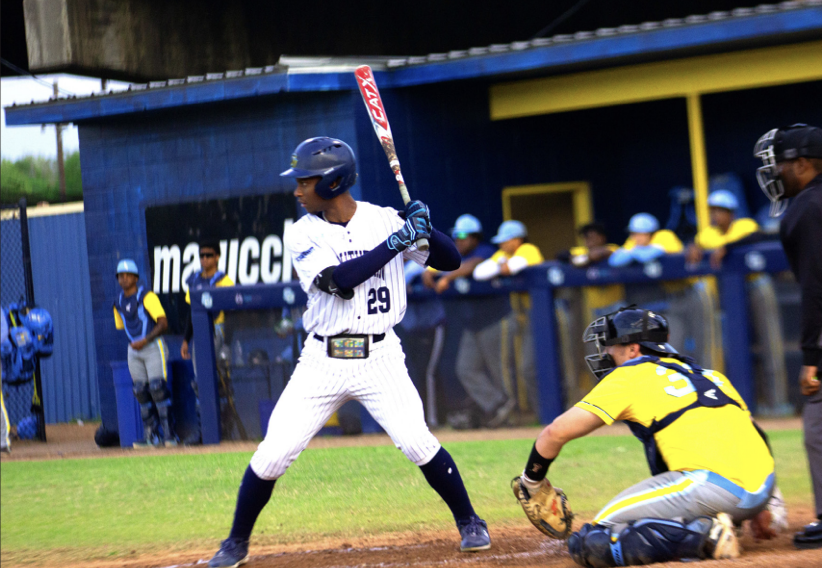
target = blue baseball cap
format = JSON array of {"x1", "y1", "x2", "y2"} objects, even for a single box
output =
[
  {"x1": 450, "y1": 214, "x2": 482, "y2": 239},
  {"x1": 707, "y1": 189, "x2": 739, "y2": 211},
  {"x1": 626, "y1": 213, "x2": 660, "y2": 234},
  {"x1": 491, "y1": 220, "x2": 528, "y2": 244},
  {"x1": 116, "y1": 259, "x2": 139, "y2": 276}
]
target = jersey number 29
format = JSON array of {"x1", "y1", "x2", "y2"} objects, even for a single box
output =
[{"x1": 367, "y1": 286, "x2": 391, "y2": 314}]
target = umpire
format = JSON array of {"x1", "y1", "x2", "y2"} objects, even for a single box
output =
[{"x1": 755, "y1": 123, "x2": 822, "y2": 549}]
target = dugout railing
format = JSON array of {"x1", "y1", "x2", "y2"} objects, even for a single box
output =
[{"x1": 189, "y1": 240, "x2": 790, "y2": 444}]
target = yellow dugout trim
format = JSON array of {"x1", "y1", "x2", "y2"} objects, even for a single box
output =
[
  {"x1": 501, "y1": 182, "x2": 592, "y2": 244},
  {"x1": 489, "y1": 41, "x2": 822, "y2": 120}
]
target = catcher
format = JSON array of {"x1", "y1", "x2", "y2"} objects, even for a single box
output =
[{"x1": 512, "y1": 307, "x2": 776, "y2": 566}]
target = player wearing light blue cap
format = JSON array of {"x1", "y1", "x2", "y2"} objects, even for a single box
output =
[
  {"x1": 113, "y1": 259, "x2": 175, "y2": 448},
  {"x1": 423, "y1": 214, "x2": 515, "y2": 427},
  {"x1": 686, "y1": 190, "x2": 759, "y2": 269},
  {"x1": 474, "y1": 220, "x2": 544, "y2": 418},
  {"x1": 608, "y1": 213, "x2": 683, "y2": 267}
]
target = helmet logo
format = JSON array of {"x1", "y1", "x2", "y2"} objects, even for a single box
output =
[{"x1": 290, "y1": 154, "x2": 298, "y2": 168}]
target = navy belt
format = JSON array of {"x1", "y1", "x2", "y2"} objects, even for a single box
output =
[{"x1": 314, "y1": 333, "x2": 385, "y2": 343}]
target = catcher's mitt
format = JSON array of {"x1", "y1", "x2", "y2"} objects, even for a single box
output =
[{"x1": 512, "y1": 476, "x2": 573, "y2": 539}]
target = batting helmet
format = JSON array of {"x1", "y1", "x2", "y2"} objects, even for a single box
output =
[
  {"x1": 582, "y1": 306, "x2": 677, "y2": 380},
  {"x1": 280, "y1": 137, "x2": 357, "y2": 200},
  {"x1": 754, "y1": 123, "x2": 822, "y2": 216}
]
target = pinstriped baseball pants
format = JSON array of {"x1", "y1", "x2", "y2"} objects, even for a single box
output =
[{"x1": 250, "y1": 329, "x2": 442, "y2": 480}]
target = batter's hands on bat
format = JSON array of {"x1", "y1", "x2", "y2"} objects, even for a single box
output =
[
  {"x1": 800, "y1": 365, "x2": 820, "y2": 396},
  {"x1": 404, "y1": 200, "x2": 432, "y2": 231},
  {"x1": 388, "y1": 216, "x2": 431, "y2": 252}
]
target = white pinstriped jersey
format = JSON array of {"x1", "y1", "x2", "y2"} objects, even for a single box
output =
[{"x1": 284, "y1": 201, "x2": 428, "y2": 336}]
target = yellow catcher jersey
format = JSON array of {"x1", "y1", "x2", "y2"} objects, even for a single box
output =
[{"x1": 576, "y1": 356, "x2": 773, "y2": 492}]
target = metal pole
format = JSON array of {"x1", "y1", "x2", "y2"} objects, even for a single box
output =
[
  {"x1": 53, "y1": 82, "x2": 66, "y2": 202},
  {"x1": 686, "y1": 92, "x2": 710, "y2": 234},
  {"x1": 18, "y1": 198, "x2": 47, "y2": 441}
]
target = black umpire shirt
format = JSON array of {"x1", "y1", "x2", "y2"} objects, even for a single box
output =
[{"x1": 780, "y1": 172, "x2": 822, "y2": 369}]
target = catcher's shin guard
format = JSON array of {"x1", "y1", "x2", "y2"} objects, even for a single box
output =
[
  {"x1": 133, "y1": 382, "x2": 158, "y2": 434},
  {"x1": 149, "y1": 378, "x2": 175, "y2": 444},
  {"x1": 568, "y1": 517, "x2": 720, "y2": 568}
]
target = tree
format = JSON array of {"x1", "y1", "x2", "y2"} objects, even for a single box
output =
[{"x1": 0, "y1": 153, "x2": 83, "y2": 205}]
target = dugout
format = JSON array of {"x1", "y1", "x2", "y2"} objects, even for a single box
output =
[{"x1": 5, "y1": 3, "x2": 822, "y2": 434}]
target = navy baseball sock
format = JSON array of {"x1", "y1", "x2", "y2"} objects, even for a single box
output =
[
  {"x1": 228, "y1": 465, "x2": 276, "y2": 541},
  {"x1": 419, "y1": 447, "x2": 476, "y2": 523}
]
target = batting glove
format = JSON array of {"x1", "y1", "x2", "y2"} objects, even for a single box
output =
[
  {"x1": 388, "y1": 216, "x2": 431, "y2": 252},
  {"x1": 405, "y1": 201, "x2": 432, "y2": 233}
]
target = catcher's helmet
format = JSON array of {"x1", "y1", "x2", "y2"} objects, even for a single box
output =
[
  {"x1": 754, "y1": 123, "x2": 822, "y2": 217},
  {"x1": 280, "y1": 137, "x2": 357, "y2": 200},
  {"x1": 582, "y1": 307, "x2": 677, "y2": 380}
]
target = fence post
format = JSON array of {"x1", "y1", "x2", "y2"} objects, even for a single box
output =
[{"x1": 18, "y1": 199, "x2": 47, "y2": 441}]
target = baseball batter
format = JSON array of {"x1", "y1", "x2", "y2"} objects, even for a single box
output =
[{"x1": 207, "y1": 137, "x2": 490, "y2": 568}]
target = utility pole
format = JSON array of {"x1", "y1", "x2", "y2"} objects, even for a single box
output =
[{"x1": 53, "y1": 81, "x2": 66, "y2": 202}]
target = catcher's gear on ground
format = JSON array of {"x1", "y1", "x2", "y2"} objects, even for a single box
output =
[{"x1": 512, "y1": 476, "x2": 573, "y2": 539}]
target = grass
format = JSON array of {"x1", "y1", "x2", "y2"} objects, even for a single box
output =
[{"x1": 0, "y1": 429, "x2": 810, "y2": 559}]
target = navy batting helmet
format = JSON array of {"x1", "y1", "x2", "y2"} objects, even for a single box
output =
[
  {"x1": 280, "y1": 137, "x2": 357, "y2": 200},
  {"x1": 582, "y1": 306, "x2": 677, "y2": 380}
]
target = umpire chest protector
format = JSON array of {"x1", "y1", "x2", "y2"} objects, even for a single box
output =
[
  {"x1": 187, "y1": 270, "x2": 226, "y2": 292},
  {"x1": 617, "y1": 356, "x2": 741, "y2": 476},
  {"x1": 114, "y1": 287, "x2": 155, "y2": 342}
]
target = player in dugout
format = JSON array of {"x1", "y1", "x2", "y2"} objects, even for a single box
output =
[
  {"x1": 755, "y1": 123, "x2": 822, "y2": 549},
  {"x1": 112, "y1": 259, "x2": 175, "y2": 448},
  {"x1": 511, "y1": 307, "x2": 782, "y2": 566}
]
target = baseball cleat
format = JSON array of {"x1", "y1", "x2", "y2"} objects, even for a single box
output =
[
  {"x1": 457, "y1": 515, "x2": 491, "y2": 552},
  {"x1": 794, "y1": 521, "x2": 822, "y2": 549},
  {"x1": 706, "y1": 513, "x2": 740, "y2": 559},
  {"x1": 208, "y1": 537, "x2": 249, "y2": 568}
]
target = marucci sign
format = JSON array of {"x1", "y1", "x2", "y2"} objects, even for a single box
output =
[{"x1": 145, "y1": 193, "x2": 297, "y2": 332}]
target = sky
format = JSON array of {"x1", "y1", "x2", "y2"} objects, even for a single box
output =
[{"x1": 1, "y1": 74, "x2": 131, "y2": 161}]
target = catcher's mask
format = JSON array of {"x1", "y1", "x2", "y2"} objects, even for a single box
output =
[
  {"x1": 754, "y1": 123, "x2": 822, "y2": 217},
  {"x1": 582, "y1": 306, "x2": 677, "y2": 381}
]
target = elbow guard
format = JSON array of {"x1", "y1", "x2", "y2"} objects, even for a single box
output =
[{"x1": 314, "y1": 267, "x2": 354, "y2": 300}]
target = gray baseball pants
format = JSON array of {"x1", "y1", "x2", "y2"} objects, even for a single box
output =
[{"x1": 593, "y1": 469, "x2": 774, "y2": 530}]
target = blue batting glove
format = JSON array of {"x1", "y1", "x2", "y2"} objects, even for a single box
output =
[{"x1": 388, "y1": 216, "x2": 431, "y2": 251}]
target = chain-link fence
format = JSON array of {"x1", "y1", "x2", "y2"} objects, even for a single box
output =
[{"x1": 1, "y1": 200, "x2": 46, "y2": 442}]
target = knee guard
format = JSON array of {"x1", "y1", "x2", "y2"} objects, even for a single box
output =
[
  {"x1": 568, "y1": 524, "x2": 616, "y2": 568},
  {"x1": 568, "y1": 519, "x2": 709, "y2": 567},
  {"x1": 149, "y1": 379, "x2": 175, "y2": 441},
  {"x1": 149, "y1": 379, "x2": 172, "y2": 417},
  {"x1": 133, "y1": 383, "x2": 158, "y2": 429}
]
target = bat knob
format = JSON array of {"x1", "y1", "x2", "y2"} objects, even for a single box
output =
[{"x1": 416, "y1": 238, "x2": 430, "y2": 252}]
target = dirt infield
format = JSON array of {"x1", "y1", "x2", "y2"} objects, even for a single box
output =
[
  {"x1": 20, "y1": 511, "x2": 822, "y2": 568},
  {"x1": 4, "y1": 419, "x2": 821, "y2": 568}
]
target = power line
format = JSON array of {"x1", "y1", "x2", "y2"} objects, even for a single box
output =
[
  {"x1": 0, "y1": 58, "x2": 77, "y2": 97},
  {"x1": 532, "y1": 0, "x2": 594, "y2": 39}
]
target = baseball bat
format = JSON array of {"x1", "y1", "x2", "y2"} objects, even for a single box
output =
[{"x1": 355, "y1": 65, "x2": 429, "y2": 251}]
